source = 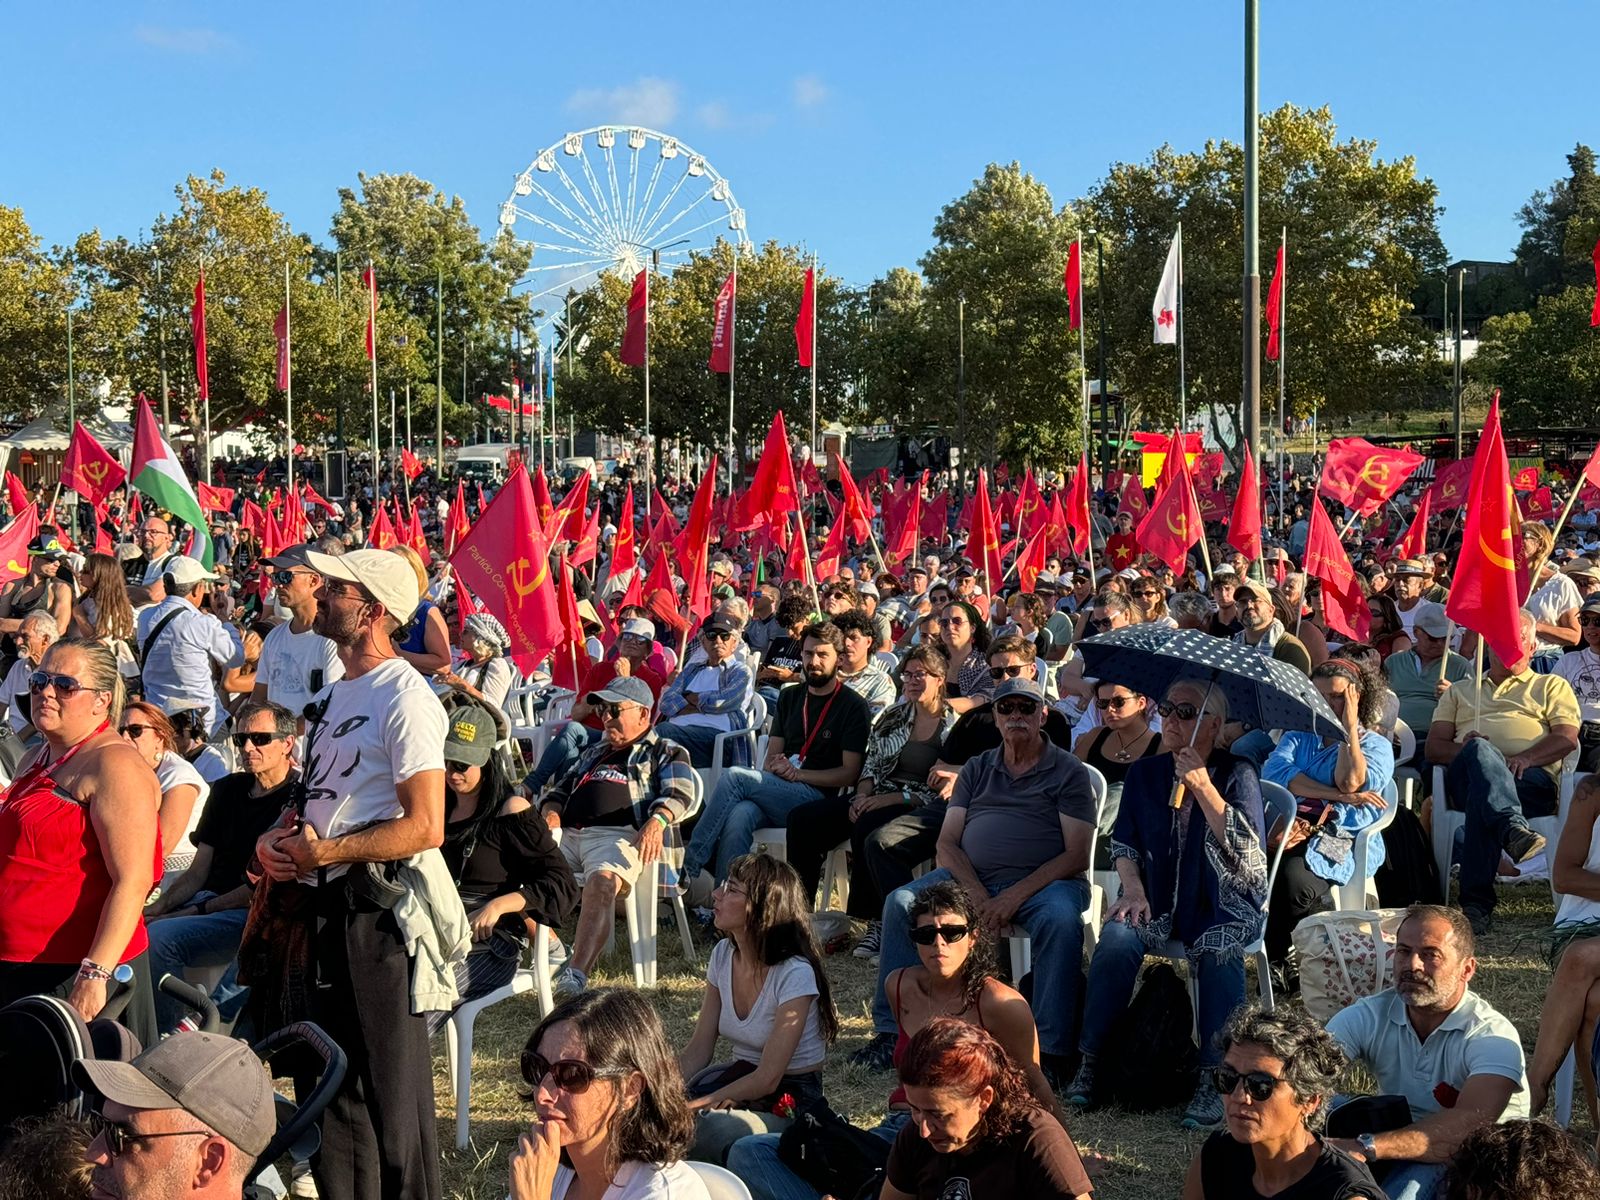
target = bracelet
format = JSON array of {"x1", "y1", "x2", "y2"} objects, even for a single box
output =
[
  {"x1": 651, "y1": 811, "x2": 671, "y2": 831},
  {"x1": 77, "y1": 958, "x2": 112, "y2": 982}
]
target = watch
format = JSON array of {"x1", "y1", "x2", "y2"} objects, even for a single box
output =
[{"x1": 1356, "y1": 1132, "x2": 1378, "y2": 1159}]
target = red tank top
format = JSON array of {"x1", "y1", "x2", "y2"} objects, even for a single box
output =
[{"x1": 0, "y1": 726, "x2": 156, "y2": 965}]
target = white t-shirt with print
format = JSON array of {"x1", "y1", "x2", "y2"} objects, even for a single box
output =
[
  {"x1": 257, "y1": 622, "x2": 344, "y2": 718},
  {"x1": 301, "y1": 656, "x2": 447, "y2": 881}
]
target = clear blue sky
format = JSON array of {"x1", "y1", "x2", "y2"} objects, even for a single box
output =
[{"x1": 7, "y1": 1, "x2": 1595, "y2": 286}]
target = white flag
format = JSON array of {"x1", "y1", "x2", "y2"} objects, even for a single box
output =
[{"x1": 1152, "y1": 224, "x2": 1182, "y2": 345}]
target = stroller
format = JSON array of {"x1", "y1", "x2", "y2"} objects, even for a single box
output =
[{"x1": 0, "y1": 969, "x2": 346, "y2": 1200}]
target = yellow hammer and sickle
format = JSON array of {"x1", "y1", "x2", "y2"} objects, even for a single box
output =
[
  {"x1": 83, "y1": 462, "x2": 108, "y2": 485},
  {"x1": 1167, "y1": 511, "x2": 1188, "y2": 538},
  {"x1": 1479, "y1": 486, "x2": 1517, "y2": 569},
  {"x1": 509, "y1": 557, "x2": 548, "y2": 599},
  {"x1": 1357, "y1": 457, "x2": 1390, "y2": 490},
  {"x1": 5, "y1": 560, "x2": 22, "y2": 575}
]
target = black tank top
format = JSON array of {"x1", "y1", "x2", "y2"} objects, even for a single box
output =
[{"x1": 1084, "y1": 724, "x2": 1160, "y2": 785}]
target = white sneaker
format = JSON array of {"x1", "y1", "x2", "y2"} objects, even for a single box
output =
[
  {"x1": 552, "y1": 965, "x2": 589, "y2": 1002},
  {"x1": 289, "y1": 1159, "x2": 318, "y2": 1198}
]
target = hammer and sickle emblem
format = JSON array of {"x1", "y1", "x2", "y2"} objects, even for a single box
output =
[
  {"x1": 1167, "y1": 511, "x2": 1188, "y2": 538},
  {"x1": 4, "y1": 560, "x2": 22, "y2": 576},
  {"x1": 1357, "y1": 457, "x2": 1390, "y2": 490},
  {"x1": 1479, "y1": 487, "x2": 1517, "y2": 570},
  {"x1": 83, "y1": 462, "x2": 108, "y2": 485},
  {"x1": 509, "y1": 557, "x2": 547, "y2": 600}
]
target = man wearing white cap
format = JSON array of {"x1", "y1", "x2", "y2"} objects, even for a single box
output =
[
  {"x1": 255, "y1": 547, "x2": 451, "y2": 1200},
  {"x1": 135, "y1": 555, "x2": 245, "y2": 735}
]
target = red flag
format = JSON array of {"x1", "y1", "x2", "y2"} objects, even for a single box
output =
[
  {"x1": 620, "y1": 270, "x2": 648, "y2": 367},
  {"x1": 1155, "y1": 429, "x2": 1199, "y2": 491},
  {"x1": 550, "y1": 558, "x2": 588, "y2": 691},
  {"x1": 1195, "y1": 451, "x2": 1226, "y2": 489},
  {"x1": 1016, "y1": 527, "x2": 1048, "y2": 592},
  {"x1": 969, "y1": 471, "x2": 1004, "y2": 591},
  {"x1": 550, "y1": 473, "x2": 591, "y2": 545},
  {"x1": 240, "y1": 499, "x2": 265, "y2": 540},
  {"x1": 1520, "y1": 486, "x2": 1555, "y2": 521},
  {"x1": 679, "y1": 457, "x2": 720, "y2": 622},
  {"x1": 530, "y1": 466, "x2": 555, "y2": 533},
  {"x1": 813, "y1": 510, "x2": 848, "y2": 582},
  {"x1": 736, "y1": 413, "x2": 801, "y2": 530},
  {"x1": 1064, "y1": 456, "x2": 1092, "y2": 556},
  {"x1": 191, "y1": 272, "x2": 209, "y2": 402},
  {"x1": 1393, "y1": 488, "x2": 1431, "y2": 561},
  {"x1": 1015, "y1": 469, "x2": 1046, "y2": 542},
  {"x1": 60, "y1": 421, "x2": 125, "y2": 511},
  {"x1": 569, "y1": 504, "x2": 601, "y2": 567},
  {"x1": 887, "y1": 475, "x2": 923, "y2": 568},
  {"x1": 196, "y1": 482, "x2": 234, "y2": 515},
  {"x1": 1265, "y1": 242, "x2": 1285, "y2": 362},
  {"x1": 1137, "y1": 447, "x2": 1201, "y2": 573},
  {"x1": 1318, "y1": 437, "x2": 1425, "y2": 518},
  {"x1": 1447, "y1": 398, "x2": 1525, "y2": 667},
  {"x1": 1044, "y1": 492, "x2": 1071, "y2": 555},
  {"x1": 367, "y1": 504, "x2": 398, "y2": 550},
  {"x1": 360, "y1": 266, "x2": 377, "y2": 361},
  {"x1": 709, "y1": 272, "x2": 735, "y2": 373},
  {"x1": 611, "y1": 486, "x2": 638, "y2": 577},
  {"x1": 921, "y1": 491, "x2": 949, "y2": 541},
  {"x1": 399, "y1": 448, "x2": 424, "y2": 481},
  {"x1": 452, "y1": 464, "x2": 563, "y2": 674},
  {"x1": 1063, "y1": 242, "x2": 1082, "y2": 331},
  {"x1": 1426, "y1": 459, "x2": 1473, "y2": 512},
  {"x1": 639, "y1": 548, "x2": 680, "y2": 622},
  {"x1": 1117, "y1": 472, "x2": 1148, "y2": 522},
  {"x1": 1579, "y1": 440, "x2": 1600, "y2": 493},
  {"x1": 1227, "y1": 444, "x2": 1264, "y2": 562},
  {"x1": 446, "y1": 481, "x2": 471, "y2": 554},
  {"x1": 795, "y1": 267, "x2": 815, "y2": 368},
  {"x1": 1512, "y1": 465, "x2": 1540, "y2": 491},
  {"x1": 3, "y1": 473, "x2": 27, "y2": 517},
  {"x1": 273, "y1": 304, "x2": 290, "y2": 391},
  {"x1": 454, "y1": 580, "x2": 480, "y2": 640},
  {"x1": 1304, "y1": 500, "x2": 1370, "y2": 642},
  {"x1": 799, "y1": 454, "x2": 825, "y2": 496},
  {"x1": 833, "y1": 453, "x2": 873, "y2": 542},
  {"x1": 1592, "y1": 237, "x2": 1600, "y2": 327},
  {"x1": 302, "y1": 481, "x2": 338, "y2": 516},
  {"x1": 92, "y1": 506, "x2": 112, "y2": 554},
  {"x1": 0, "y1": 507, "x2": 41, "y2": 582}
]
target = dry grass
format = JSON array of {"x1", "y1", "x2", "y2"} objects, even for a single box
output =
[{"x1": 430, "y1": 882, "x2": 1580, "y2": 1200}]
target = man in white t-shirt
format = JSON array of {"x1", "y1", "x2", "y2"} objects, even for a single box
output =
[
  {"x1": 1389, "y1": 558, "x2": 1431, "y2": 640},
  {"x1": 255, "y1": 548, "x2": 452, "y2": 1200},
  {"x1": 251, "y1": 541, "x2": 344, "y2": 722},
  {"x1": 1324, "y1": 904, "x2": 1528, "y2": 1200},
  {"x1": 655, "y1": 615, "x2": 754, "y2": 766}
]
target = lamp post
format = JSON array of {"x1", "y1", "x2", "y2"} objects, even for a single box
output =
[
  {"x1": 957, "y1": 291, "x2": 966, "y2": 487},
  {"x1": 1241, "y1": 0, "x2": 1262, "y2": 471}
]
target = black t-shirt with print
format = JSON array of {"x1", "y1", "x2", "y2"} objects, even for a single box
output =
[
  {"x1": 561, "y1": 747, "x2": 637, "y2": 828},
  {"x1": 886, "y1": 1106, "x2": 1093, "y2": 1200},
  {"x1": 773, "y1": 680, "x2": 871, "y2": 796}
]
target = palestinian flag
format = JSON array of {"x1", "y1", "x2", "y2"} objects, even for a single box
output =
[{"x1": 131, "y1": 396, "x2": 212, "y2": 567}]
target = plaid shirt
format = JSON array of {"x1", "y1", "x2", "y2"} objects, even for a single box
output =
[{"x1": 544, "y1": 729, "x2": 696, "y2": 828}]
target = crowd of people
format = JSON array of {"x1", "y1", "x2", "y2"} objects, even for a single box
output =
[{"x1": 0, "y1": 457, "x2": 1599, "y2": 1200}]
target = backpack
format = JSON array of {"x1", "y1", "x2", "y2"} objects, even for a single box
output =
[
  {"x1": 1096, "y1": 961, "x2": 1197, "y2": 1112},
  {"x1": 777, "y1": 1105, "x2": 890, "y2": 1200},
  {"x1": 1374, "y1": 804, "x2": 1443, "y2": 907}
]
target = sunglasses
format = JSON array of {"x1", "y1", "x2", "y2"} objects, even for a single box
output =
[
  {"x1": 1581, "y1": 615, "x2": 1600, "y2": 627},
  {"x1": 231, "y1": 731, "x2": 280, "y2": 749},
  {"x1": 87, "y1": 1111, "x2": 213, "y2": 1158},
  {"x1": 994, "y1": 699, "x2": 1040, "y2": 716},
  {"x1": 446, "y1": 759, "x2": 475, "y2": 773},
  {"x1": 29, "y1": 670, "x2": 84, "y2": 695},
  {"x1": 1095, "y1": 695, "x2": 1138, "y2": 711},
  {"x1": 702, "y1": 629, "x2": 735, "y2": 641},
  {"x1": 595, "y1": 701, "x2": 636, "y2": 719},
  {"x1": 1089, "y1": 617, "x2": 1114, "y2": 630},
  {"x1": 521, "y1": 1052, "x2": 629, "y2": 1095},
  {"x1": 119, "y1": 724, "x2": 154, "y2": 740},
  {"x1": 1133, "y1": 589, "x2": 1160, "y2": 598},
  {"x1": 1156, "y1": 700, "x2": 1203, "y2": 721},
  {"x1": 826, "y1": 590, "x2": 852, "y2": 601},
  {"x1": 901, "y1": 670, "x2": 933, "y2": 684},
  {"x1": 909, "y1": 922, "x2": 970, "y2": 946},
  {"x1": 1211, "y1": 1066, "x2": 1288, "y2": 1102},
  {"x1": 989, "y1": 664, "x2": 1027, "y2": 681},
  {"x1": 272, "y1": 569, "x2": 310, "y2": 586},
  {"x1": 938, "y1": 616, "x2": 967, "y2": 627}
]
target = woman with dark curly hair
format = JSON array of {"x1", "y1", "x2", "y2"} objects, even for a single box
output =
[
  {"x1": 1441, "y1": 1119, "x2": 1600, "y2": 1200},
  {"x1": 1182, "y1": 1005, "x2": 1382, "y2": 1200},
  {"x1": 1261, "y1": 659, "x2": 1396, "y2": 976},
  {"x1": 510, "y1": 987, "x2": 706, "y2": 1200},
  {"x1": 885, "y1": 1018, "x2": 1092, "y2": 1199}
]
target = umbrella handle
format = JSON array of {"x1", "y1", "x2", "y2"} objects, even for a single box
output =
[{"x1": 1169, "y1": 780, "x2": 1186, "y2": 810}]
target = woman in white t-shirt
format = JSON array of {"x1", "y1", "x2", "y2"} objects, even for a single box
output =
[
  {"x1": 510, "y1": 987, "x2": 709, "y2": 1200},
  {"x1": 1524, "y1": 524, "x2": 1582, "y2": 651},
  {"x1": 119, "y1": 700, "x2": 209, "y2": 878},
  {"x1": 677, "y1": 853, "x2": 839, "y2": 1165}
]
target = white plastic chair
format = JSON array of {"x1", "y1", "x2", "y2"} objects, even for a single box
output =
[
  {"x1": 1431, "y1": 765, "x2": 1578, "y2": 902},
  {"x1": 750, "y1": 828, "x2": 853, "y2": 914},
  {"x1": 1004, "y1": 764, "x2": 1109, "y2": 979},
  {"x1": 688, "y1": 1161, "x2": 754, "y2": 1200},
  {"x1": 612, "y1": 769, "x2": 703, "y2": 987},
  {"x1": 1391, "y1": 718, "x2": 1421, "y2": 810},
  {"x1": 1329, "y1": 779, "x2": 1402, "y2": 912},
  {"x1": 702, "y1": 691, "x2": 767, "y2": 802},
  {"x1": 444, "y1": 922, "x2": 556, "y2": 1149}
]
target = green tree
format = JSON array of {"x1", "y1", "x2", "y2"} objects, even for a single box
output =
[
  {"x1": 855, "y1": 267, "x2": 953, "y2": 435},
  {"x1": 1473, "y1": 288, "x2": 1600, "y2": 422},
  {"x1": 1514, "y1": 144, "x2": 1600, "y2": 299},
  {"x1": 0, "y1": 206, "x2": 75, "y2": 421}
]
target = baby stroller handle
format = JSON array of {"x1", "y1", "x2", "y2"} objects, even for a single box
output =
[
  {"x1": 92, "y1": 963, "x2": 138, "y2": 1023},
  {"x1": 247, "y1": 1021, "x2": 347, "y2": 1185},
  {"x1": 156, "y1": 973, "x2": 220, "y2": 1033}
]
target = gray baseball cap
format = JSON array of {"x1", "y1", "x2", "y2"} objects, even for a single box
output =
[
  {"x1": 587, "y1": 675, "x2": 655, "y2": 709},
  {"x1": 992, "y1": 677, "x2": 1047, "y2": 706},
  {"x1": 1413, "y1": 602, "x2": 1452, "y2": 638}
]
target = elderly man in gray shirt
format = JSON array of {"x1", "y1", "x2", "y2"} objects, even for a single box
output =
[{"x1": 855, "y1": 676, "x2": 1097, "y2": 1084}]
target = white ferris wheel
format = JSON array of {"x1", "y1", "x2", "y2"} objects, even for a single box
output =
[{"x1": 499, "y1": 126, "x2": 751, "y2": 303}]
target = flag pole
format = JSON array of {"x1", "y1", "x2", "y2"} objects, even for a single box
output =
[
  {"x1": 808, "y1": 254, "x2": 818, "y2": 456},
  {"x1": 1550, "y1": 477, "x2": 1585, "y2": 544},
  {"x1": 1176, "y1": 222, "x2": 1187, "y2": 432},
  {"x1": 283, "y1": 260, "x2": 293, "y2": 482},
  {"x1": 727, "y1": 263, "x2": 737, "y2": 481},
  {"x1": 367, "y1": 260, "x2": 380, "y2": 495},
  {"x1": 644, "y1": 272, "x2": 653, "y2": 527},
  {"x1": 1276, "y1": 227, "x2": 1287, "y2": 533},
  {"x1": 795, "y1": 510, "x2": 822, "y2": 614}
]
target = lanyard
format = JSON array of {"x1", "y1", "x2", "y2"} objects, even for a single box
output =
[
  {"x1": 6, "y1": 719, "x2": 110, "y2": 800},
  {"x1": 797, "y1": 684, "x2": 842, "y2": 763}
]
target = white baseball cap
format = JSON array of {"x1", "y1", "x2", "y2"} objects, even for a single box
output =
[
  {"x1": 306, "y1": 549, "x2": 421, "y2": 622},
  {"x1": 165, "y1": 556, "x2": 220, "y2": 588}
]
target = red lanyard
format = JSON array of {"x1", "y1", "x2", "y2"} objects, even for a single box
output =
[
  {"x1": 6, "y1": 720, "x2": 109, "y2": 799},
  {"x1": 797, "y1": 684, "x2": 842, "y2": 762}
]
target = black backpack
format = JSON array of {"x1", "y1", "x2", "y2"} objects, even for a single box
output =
[
  {"x1": 1096, "y1": 961, "x2": 1198, "y2": 1112},
  {"x1": 1375, "y1": 805, "x2": 1444, "y2": 907}
]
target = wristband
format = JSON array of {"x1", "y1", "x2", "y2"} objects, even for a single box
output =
[
  {"x1": 77, "y1": 958, "x2": 112, "y2": 982},
  {"x1": 650, "y1": 811, "x2": 671, "y2": 831}
]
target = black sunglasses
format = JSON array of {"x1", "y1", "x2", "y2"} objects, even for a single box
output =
[
  {"x1": 119, "y1": 723, "x2": 154, "y2": 740},
  {"x1": 994, "y1": 699, "x2": 1040, "y2": 716},
  {"x1": 273, "y1": 569, "x2": 314, "y2": 586},
  {"x1": 1211, "y1": 1066, "x2": 1288, "y2": 1102},
  {"x1": 445, "y1": 759, "x2": 475, "y2": 773},
  {"x1": 596, "y1": 701, "x2": 638, "y2": 719},
  {"x1": 1156, "y1": 700, "x2": 1202, "y2": 721},
  {"x1": 909, "y1": 923, "x2": 971, "y2": 946},
  {"x1": 29, "y1": 670, "x2": 84, "y2": 695},
  {"x1": 1095, "y1": 695, "x2": 1138, "y2": 710},
  {"x1": 1089, "y1": 617, "x2": 1114, "y2": 630},
  {"x1": 702, "y1": 629, "x2": 735, "y2": 641},
  {"x1": 1581, "y1": 615, "x2": 1600, "y2": 627},
  {"x1": 989, "y1": 664, "x2": 1027, "y2": 681},
  {"x1": 231, "y1": 731, "x2": 280, "y2": 749},
  {"x1": 88, "y1": 1111, "x2": 213, "y2": 1157},
  {"x1": 521, "y1": 1052, "x2": 629, "y2": 1095}
]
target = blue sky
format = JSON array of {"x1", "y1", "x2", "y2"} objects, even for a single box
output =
[{"x1": 7, "y1": 1, "x2": 1595, "y2": 288}]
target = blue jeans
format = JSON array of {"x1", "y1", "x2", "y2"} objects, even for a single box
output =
[
  {"x1": 145, "y1": 899, "x2": 250, "y2": 1034},
  {"x1": 654, "y1": 720, "x2": 721, "y2": 768},
  {"x1": 681, "y1": 769, "x2": 823, "y2": 883},
  {"x1": 524, "y1": 720, "x2": 601, "y2": 792},
  {"x1": 1078, "y1": 916, "x2": 1245, "y2": 1068},
  {"x1": 726, "y1": 1113, "x2": 908, "y2": 1200},
  {"x1": 1446, "y1": 737, "x2": 1556, "y2": 914},
  {"x1": 871, "y1": 869, "x2": 1088, "y2": 1058}
]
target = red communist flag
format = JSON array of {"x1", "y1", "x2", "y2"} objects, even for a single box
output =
[
  {"x1": 196, "y1": 482, "x2": 234, "y2": 515},
  {"x1": 1579, "y1": 439, "x2": 1600, "y2": 492},
  {"x1": 709, "y1": 272, "x2": 735, "y2": 373},
  {"x1": 1304, "y1": 500, "x2": 1370, "y2": 642},
  {"x1": 784, "y1": 514, "x2": 811, "y2": 585},
  {"x1": 1064, "y1": 456, "x2": 1092, "y2": 556},
  {"x1": 736, "y1": 412, "x2": 801, "y2": 531},
  {"x1": 550, "y1": 557, "x2": 588, "y2": 691},
  {"x1": 192, "y1": 272, "x2": 209, "y2": 402},
  {"x1": 834, "y1": 453, "x2": 873, "y2": 542},
  {"x1": 611, "y1": 485, "x2": 638, "y2": 577},
  {"x1": 360, "y1": 266, "x2": 378, "y2": 361},
  {"x1": 400, "y1": 448, "x2": 424, "y2": 481},
  {"x1": 679, "y1": 457, "x2": 720, "y2": 622},
  {"x1": 1512, "y1": 466, "x2": 1540, "y2": 491},
  {"x1": 61, "y1": 421, "x2": 126, "y2": 507},
  {"x1": 1521, "y1": 486, "x2": 1555, "y2": 522},
  {"x1": 1016, "y1": 526, "x2": 1048, "y2": 593},
  {"x1": 530, "y1": 465, "x2": 555, "y2": 533},
  {"x1": 3, "y1": 472, "x2": 28, "y2": 516},
  {"x1": 887, "y1": 476, "x2": 923, "y2": 568},
  {"x1": 1318, "y1": 437, "x2": 1425, "y2": 518},
  {"x1": 1592, "y1": 236, "x2": 1600, "y2": 327},
  {"x1": 970, "y1": 470, "x2": 1004, "y2": 591},
  {"x1": 1064, "y1": 242, "x2": 1082, "y2": 331},
  {"x1": 1393, "y1": 487, "x2": 1431, "y2": 561},
  {"x1": 1015, "y1": 468, "x2": 1046, "y2": 542},
  {"x1": 366, "y1": 504, "x2": 397, "y2": 550},
  {"x1": 450, "y1": 463, "x2": 561, "y2": 675},
  {"x1": 1118, "y1": 472, "x2": 1148, "y2": 522},
  {"x1": 620, "y1": 270, "x2": 648, "y2": 367},
  {"x1": 921, "y1": 491, "x2": 949, "y2": 541},
  {"x1": 1227, "y1": 443, "x2": 1263, "y2": 562},
  {"x1": 569, "y1": 503, "x2": 601, "y2": 567},
  {"x1": 1426, "y1": 459, "x2": 1473, "y2": 512},
  {"x1": 0, "y1": 506, "x2": 41, "y2": 583},
  {"x1": 1137, "y1": 446, "x2": 1201, "y2": 573},
  {"x1": 813, "y1": 510, "x2": 847, "y2": 582},
  {"x1": 795, "y1": 267, "x2": 815, "y2": 368},
  {"x1": 1265, "y1": 242, "x2": 1285, "y2": 362},
  {"x1": 550, "y1": 472, "x2": 591, "y2": 546},
  {"x1": 447, "y1": 480, "x2": 471, "y2": 554},
  {"x1": 1446, "y1": 397, "x2": 1525, "y2": 668}
]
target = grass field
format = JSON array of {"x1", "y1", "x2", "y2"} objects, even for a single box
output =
[{"x1": 426, "y1": 876, "x2": 1581, "y2": 1200}]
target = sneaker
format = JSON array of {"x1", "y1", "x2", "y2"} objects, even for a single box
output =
[
  {"x1": 544, "y1": 932, "x2": 568, "y2": 969},
  {"x1": 1180, "y1": 1077, "x2": 1225, "y2": 1129},
  {"x1": 1505, "y1": 826, "x2": 1546, "y2": 866},
  {"x1": 848, "y1": 1031, "x2": 897, "y2": 1071},
  {"x1": 288, "y1": 1159, "x2": 318, "y2": 1198},
  {"x1": 1464, "y1": 905, "x2": 1494, "y2": 938},
  {"x1": 852, "y1": 921, "x2": 882, "y2": 960},
  {"x1": 1064, "y1": 1058, "x2": 1097, "y2": 1108},
  {"x1": 552, "y1": 965, "x2": 589, "y2": 1002}
]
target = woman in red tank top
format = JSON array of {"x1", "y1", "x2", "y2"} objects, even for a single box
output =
[{"x1": 0, "y1": 638, "x2": 161, "y2": 1041}]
